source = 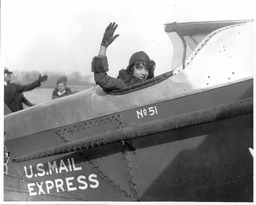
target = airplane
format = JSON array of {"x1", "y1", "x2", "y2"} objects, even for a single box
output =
[{"x1": 4, "y1": 19, "x2": 253, "y2": 201}]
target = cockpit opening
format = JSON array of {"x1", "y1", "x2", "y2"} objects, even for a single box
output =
[{"x1": 106, "y1": 20, "x2": 252, "y2": 95}]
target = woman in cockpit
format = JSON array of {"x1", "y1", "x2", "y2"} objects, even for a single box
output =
[{"x1": 91, "y1": 22, "x2": 156, "y2": 92}]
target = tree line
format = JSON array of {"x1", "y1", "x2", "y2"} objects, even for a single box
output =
[{"x1": 11, "y1": 70, "x2": 94, "y2": 89}]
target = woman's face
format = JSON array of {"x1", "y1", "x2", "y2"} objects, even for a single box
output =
[
  {"x1": 132, "y1": 61, "x2": 149, "y2": 81},
  {"x1": 57, "y1": 82, "x2": 66, "y2": 92}
]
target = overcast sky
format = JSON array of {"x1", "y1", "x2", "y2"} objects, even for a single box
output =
[{"x1": 1, "y1": 0, "x2": 255, "y2": 79}]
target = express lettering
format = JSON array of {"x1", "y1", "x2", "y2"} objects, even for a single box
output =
[
  {"x1": 24, "y1": 158, "x2": 99, "y2": 196},
  {"x1": 27, "y1": 174, "x2": 99, "y2": 196}
]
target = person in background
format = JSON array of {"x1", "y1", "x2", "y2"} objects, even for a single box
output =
[
  {"x1": 52, "y1": 76, "x2": 72, "y2": 99},
  {"x1": 4, "y1": 68, "x2": 48, "y2": 112},
  {"x1": 91, "y1": 22, "x2": 156, "y2": 92}
]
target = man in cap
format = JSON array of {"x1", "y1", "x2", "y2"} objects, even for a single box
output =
[
  {"x1": 91, "y1": 22, "x2": 156, "y2": 92},
  {"x1": 4, "y1": 68, "x2": 48, "y2": 112}
]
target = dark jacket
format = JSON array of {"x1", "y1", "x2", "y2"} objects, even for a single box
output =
[
  {"x1": 21, "y1": 94, "x2": 35, "y2": 107},
  {"x1": 17, "y1": 93, "x2": 35, "y2": 110},
  {"x1": 92, "y1": 56, "x2": 143, "y2": 92},
  {"x1": 4, "y1": 80, "x2": 41, "y2": 112},
  {"x1": 52, "y1": 87, "x2": 72, "y2": 99}
]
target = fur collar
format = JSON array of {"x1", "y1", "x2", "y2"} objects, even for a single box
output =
[{"x1": 117, "y1": 69, "x2": 142, "y2": 86}]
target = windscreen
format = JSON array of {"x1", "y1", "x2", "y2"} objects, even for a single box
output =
[{"x1": 165, "y1": 20, "x2": 246, "y2": 70}]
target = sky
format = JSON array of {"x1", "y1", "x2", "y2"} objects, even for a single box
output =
[{"x1": 1, "y1": 0, "x2": 255, "y2": 80}]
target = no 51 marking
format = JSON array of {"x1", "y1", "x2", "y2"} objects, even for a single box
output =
[{"x1": 136, "y1": 106, "x2": 158, "y2": 119}]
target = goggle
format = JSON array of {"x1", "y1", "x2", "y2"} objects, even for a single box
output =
[{"x1": 134, "y1": 61, "x2": 146, "y2": 69}]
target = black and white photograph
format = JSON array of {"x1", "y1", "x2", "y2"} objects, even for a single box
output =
[{"x1": 1, "y1": 0, "x2": 255, "y2": 203}]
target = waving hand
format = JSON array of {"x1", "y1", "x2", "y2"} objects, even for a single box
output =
[{"x1": 101, "y1": 22, "x2": 119, "y2": 47}]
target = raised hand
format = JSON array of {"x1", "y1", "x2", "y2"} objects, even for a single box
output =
[
  {"x1": 101, "y1": 22, "x2": 119, "y2": 47},
  {"x1": 38, "y1": 74, "x2": 48, "y2": 82}
]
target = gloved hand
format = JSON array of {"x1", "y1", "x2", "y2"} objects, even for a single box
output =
[
  {"x1": 38, "y1": 74, "x2": 48, "y2": 82},
  {"x1": 101, "y1": 22, "x2": 119, "y2": 47}
]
